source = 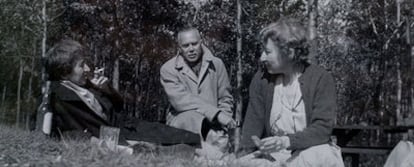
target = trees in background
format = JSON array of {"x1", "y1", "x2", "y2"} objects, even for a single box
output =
[
  {"x1": 0, "y1": 0, "x2": 63, "y2": 128},
  {"x1": 0, "y1": 0, "x2": 413, "y2": 130}
]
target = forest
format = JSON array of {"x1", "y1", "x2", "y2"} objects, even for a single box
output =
[{"x1": 0, "y1": 0, "x2": 413, "y2": 135}]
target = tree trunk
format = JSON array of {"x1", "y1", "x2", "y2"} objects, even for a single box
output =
[
  {"x1": 16, "y1": 56, "x2": 23, "y2": 127},
  {"x1": 27, "y1": 42, "x2": 36, "y2": 102},
  {"x1": 411, "y1": 45, "x2": 414, "y2": 117},
  {"x1": 383, "y1": 0, "x2": 389, "y2": 31},
  {"x1": 234, "y1": 0, "x2": 242, "y2": 153},
  {"x1": 396, "y1": 55, "x2": 402, "y2": 125},
  {"x1": 144, "y1": 67, "x2": 153, "y2": 112},
  {"x1": 380, "y1": 60, "x2": 388, "y2": 124},
  {"x1": 1, "y1": 86, "x2": 6, "y2": 109},
  {"x1": 25, "y1": 112, "x2": 31, "y2": 130},
  {"x1": 408, "y1": 17, "x2": 414, "y2": 118},
  {"x1": 112, "y1": 58, "x2": 120, "y2": 91},
  {"x1": 41, "y1": 0, "x2": 47, "y2": 84},
  {"x1": 134, "y1": 56, "x2": 142, "y2": 118},
  {"x1": 395, "y1": 0, "x2": 402, "y2": 125},
  {"x1": 1, "y1": 86, "x2": 6, "y2": 121},
  {"x1": 307, "y1": 0, "x2": 318, "y2": 64},
  {"x1": 25, "y1": 41, "x2": 37, "y2": 130},
  {"x1": 112, "y1": 0, "x2": 121, "y2": 92},
  {"x1": 36, "y1": 0, "x2": 48, "y2": 131}
]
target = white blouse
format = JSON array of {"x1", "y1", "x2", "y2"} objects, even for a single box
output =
[{"x1": 269, "y1": 74, "x2": 306, "y2": 137}]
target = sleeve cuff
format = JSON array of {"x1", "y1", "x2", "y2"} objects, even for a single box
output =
[
  {"x1": 286, "y1": 134, "x2": 296, "y2": 150},
  {"x1": 282, "y1": 136, "x2": 291, "y2": 149},
  {"x1": 205, "y1": 108, "x2": 220, "y2": 121}
]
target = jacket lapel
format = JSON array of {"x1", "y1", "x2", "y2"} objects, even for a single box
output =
[
  {"x1": 298, "y1": 63, "x2": 312, "y2": 122},
  {"x1": 175, "y1": 55, "x2": 198, "y2": 84},
  {"x1": 197, "y1": 45, "x2": 215, "y2": 85},
  {"x1": 52, "y1": 82, "x2": 82, "y2": 102},
  {"x1": 263, "y1": 72, "x2": 276, "y2": 136},
  {"x1": 52, "y1": 81, "x2": 111, "y2": 117},
  {"x1": 184, "y1": 68, "x2": 199, "y2": 84},
  {"x1": 88, "y1": 88, "x2": 112, "y2": 114}
]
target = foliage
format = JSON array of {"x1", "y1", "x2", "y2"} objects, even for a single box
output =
[
  {"x1": 317, "y1": 0, "x2": 414, "y2": 125},
  {"x1": 1, "y1": 1, "x2": 413, "y2": 166},
  {"x1": 0, "y1": 0, "x2": 64, "y2": 127},
  {"x1": 0, "y1": 0, "x2": 414, "y2": 127}
]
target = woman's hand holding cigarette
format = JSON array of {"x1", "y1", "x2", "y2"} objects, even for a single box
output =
[{"x1": 91, "y1": 67, "x2": 109, "y2": 88}]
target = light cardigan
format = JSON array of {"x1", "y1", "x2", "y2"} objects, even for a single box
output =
[{"x1": 240, "y1": 63, "x2": 337, "y2": 155}]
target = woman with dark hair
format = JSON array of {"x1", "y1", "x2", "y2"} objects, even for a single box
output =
[
  {"x1": 239, "y1": 18, "x2": 344, "y2": 166},
  {"x1": 41, "y1": 39, "x2": 200, "y2": 148}
]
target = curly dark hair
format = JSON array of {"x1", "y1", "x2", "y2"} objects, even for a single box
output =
[{"x1": 45, "y1": 39, "x2": 86, "y2": 81}]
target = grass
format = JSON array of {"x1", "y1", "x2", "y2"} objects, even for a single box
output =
[
  {"x1": 0, "y1": 125, "x2": 206, "y2": 167},
  {"x1": 0, "y1": 124, "x2": 389, "y2": 167}
]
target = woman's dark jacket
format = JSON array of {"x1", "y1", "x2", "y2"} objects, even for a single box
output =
[
  {"x1": 240, "y1": 64, "x2": 337, "y2": 154},
  {"x1": 49, "y1": 80, "x2": 200, "y2": 146}
]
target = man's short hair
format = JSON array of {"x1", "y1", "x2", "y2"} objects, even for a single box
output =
[
  {"x1": 177, "y1": 27, "x2": 202, "y2": 44},
  {"x1": 259, "y1": 17, "x2": 309, "y2": 63},
  {"x1": 45, "y1": 39, "x2": 86, "y2": 81}
]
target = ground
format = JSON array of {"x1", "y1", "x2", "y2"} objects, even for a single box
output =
[
  {"x1": 0, "y1": 125, "x2": 207, "y2": 167},
  {"x1": 0, "y1": 125, "x2": 387, "y2": 167}
]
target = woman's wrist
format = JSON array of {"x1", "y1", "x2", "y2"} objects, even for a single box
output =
[{"x1": 280, "y1": 136, "x2": 291, "y2": 149}]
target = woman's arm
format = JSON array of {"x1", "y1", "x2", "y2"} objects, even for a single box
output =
[
  {"x1": 239, "y1": 71, "x2": 266, "y2": 156},
  {"x1": 287, "y1": 72, "x2": 336, "y2": 151}
]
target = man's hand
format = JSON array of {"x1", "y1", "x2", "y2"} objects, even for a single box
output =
[{"x1": 216, "y1": 112, "x2": 236, "y2": 129}]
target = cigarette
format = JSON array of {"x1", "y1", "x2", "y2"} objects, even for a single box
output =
[
  {"x1": 95, "y1": 68, "x2": 104, "y2": 73},
  {"x1": 94, "y1": 67, "x2": 104, "y2": 77}
]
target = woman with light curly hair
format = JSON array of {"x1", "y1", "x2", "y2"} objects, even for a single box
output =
[{"x1": 238, "y1": 17, "x2": 345, "y2": 166}]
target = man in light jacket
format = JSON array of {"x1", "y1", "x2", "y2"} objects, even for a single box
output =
[{"x1": 160, "y1": 27, "x2": 235, "y2": 139}]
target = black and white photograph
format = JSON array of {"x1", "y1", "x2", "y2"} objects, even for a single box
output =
[{"x1": 1, "y1": 0, "x2": 414, "y2": 166}]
